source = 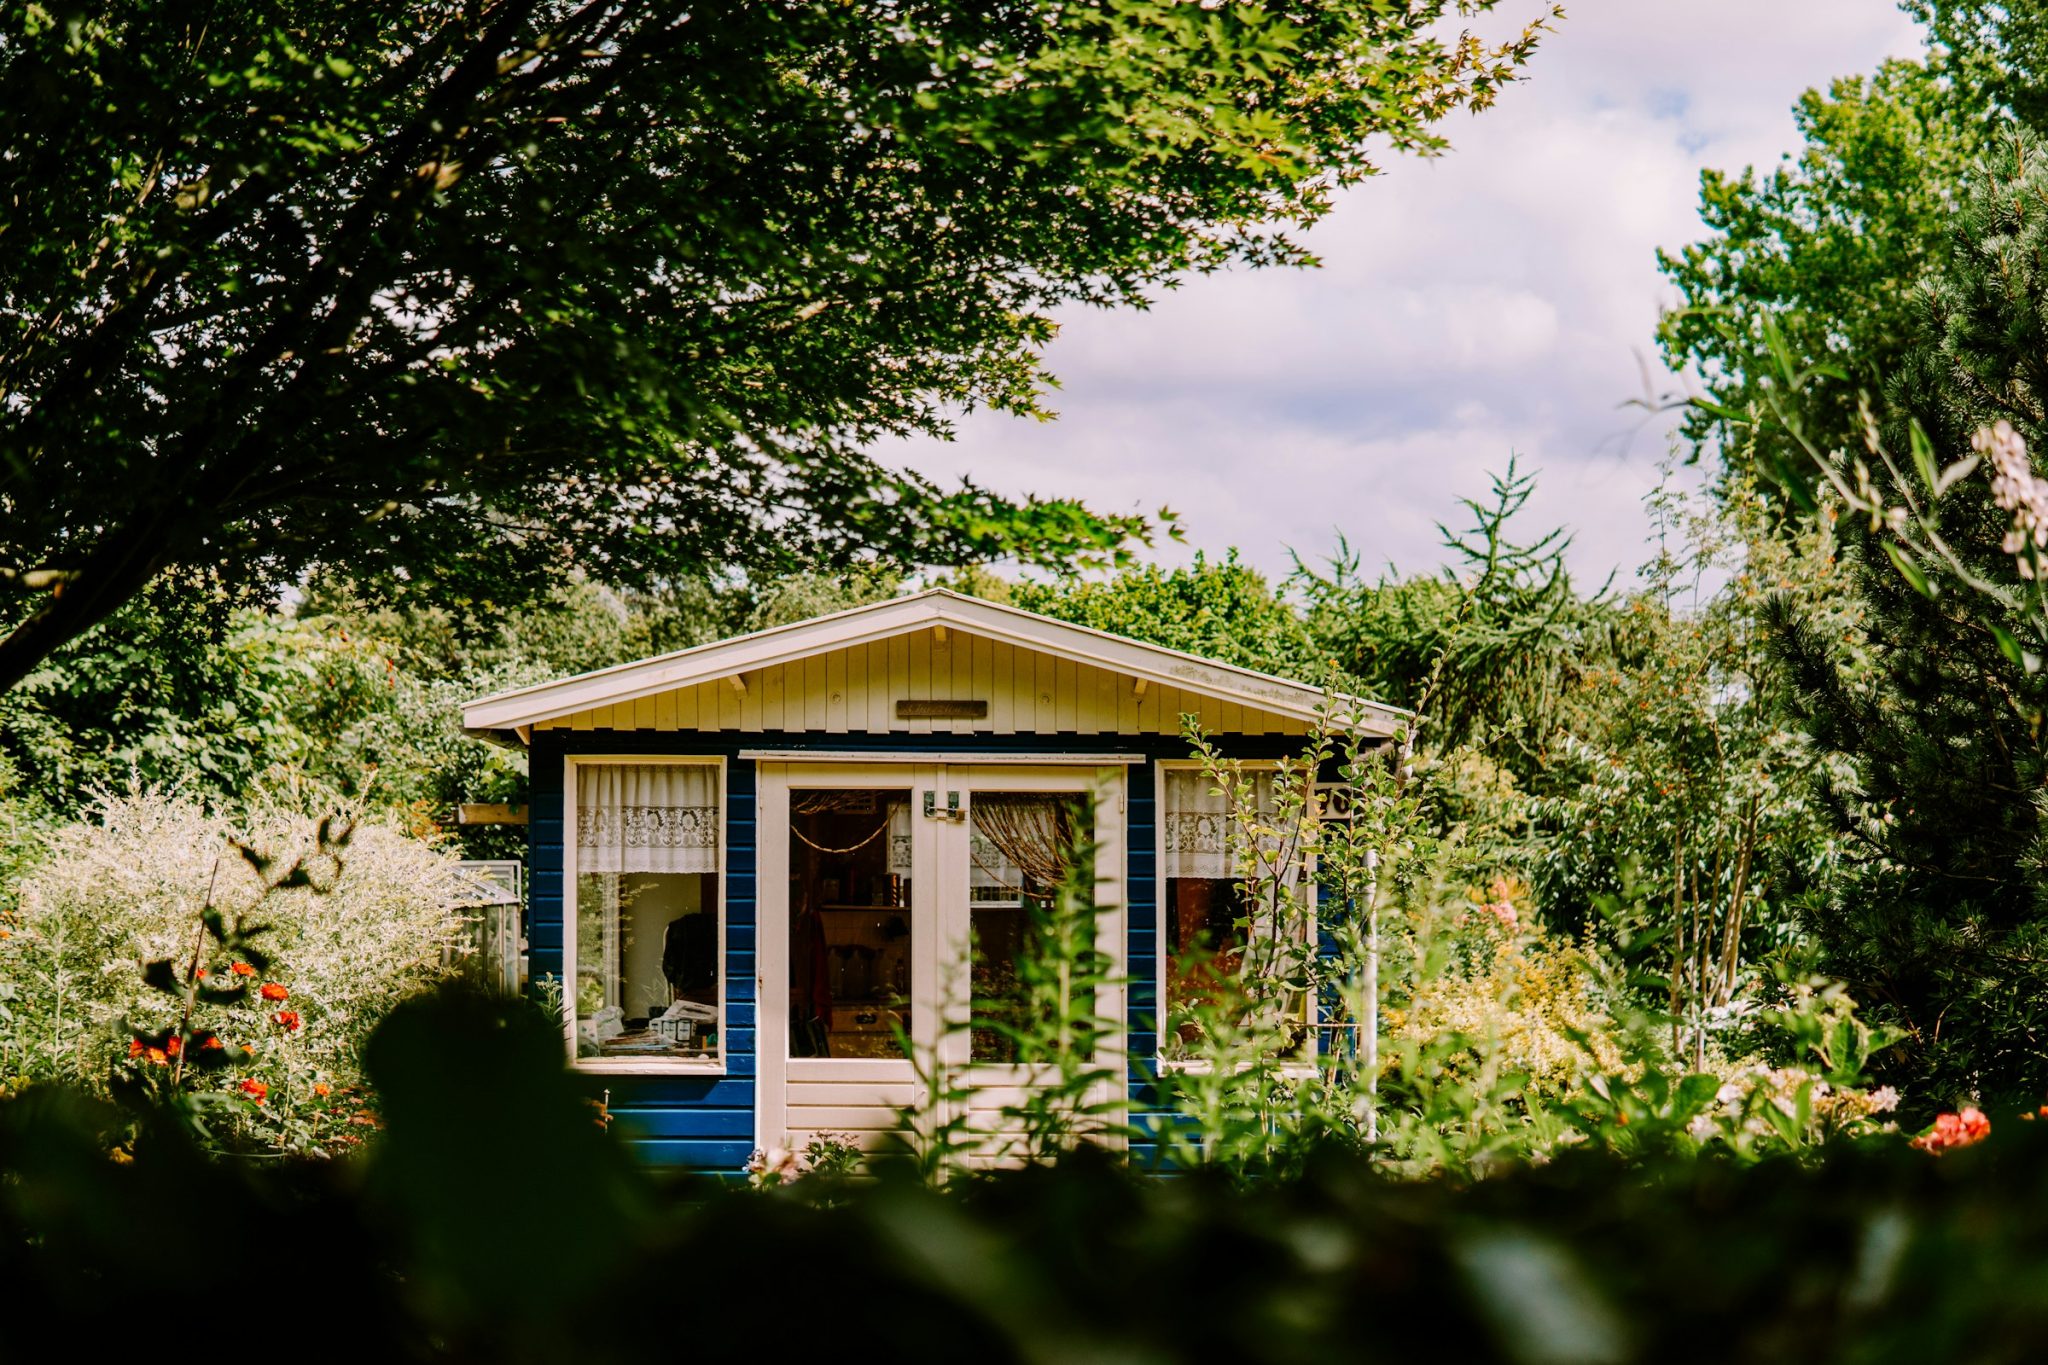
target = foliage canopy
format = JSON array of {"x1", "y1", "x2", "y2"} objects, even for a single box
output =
[{"x1": 0, "y1": 0, "x2": 1554, "y2": 691}]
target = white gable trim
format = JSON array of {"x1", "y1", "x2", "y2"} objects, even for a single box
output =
[{"x1": 463, "y1": 588, "x2": 1404, "y2": 737}]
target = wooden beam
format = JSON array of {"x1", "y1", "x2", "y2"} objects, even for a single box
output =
[
  {"x1": 457, "y1": 803, "x2": 530, "y2": 827},
  {"x1": 934, "y1": 624, "x2": 949, "y2": 646},
  {"x1": 726, "y1": 673, "x2": 747, "y2": 696},
  {"x1": 1132, "y1": 677, "x2": 1149, "y2": 698}
]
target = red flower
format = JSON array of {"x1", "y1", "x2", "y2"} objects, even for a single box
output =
[
  {"x1": 199, "y1": 1033, "x2": 224, "y2": 1051},
  {"x1": 229, "y1": 962, "x2": 256, "y2": 977},
  {"x1": 127, "y1": 1038, "x2": 144, "y2": 1059},
  {"x1": 1913, "y1": 1107, "x2": 1992, "y2": 1154},
  {"x1": 164, "y1": 1036, "x2": 181, "y2": 1057},
  {"x1": 238, "y1": 1078, "x2": 268, "y2": 1104},
  {"x1": 271, "y1": 1010, "x2": 301, "y2": 1032},
  {"x1": 259, "y1": 982, "x2": 289, "y2": 1003}
]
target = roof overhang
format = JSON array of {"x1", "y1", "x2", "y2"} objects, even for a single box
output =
[{"x1": 462, "y1": 588, "x2": 1406, "y2": 742}]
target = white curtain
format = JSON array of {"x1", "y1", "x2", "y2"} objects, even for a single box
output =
[
  {"x1": 576, "y1": 764, "x2": 720, "y2": 875},
  {"x1": 1162, "y1": 769, "x2": 1293, "y2": 880},
  {"x1": 888, "y1": 797, "x2": 913, "y2": 874}
]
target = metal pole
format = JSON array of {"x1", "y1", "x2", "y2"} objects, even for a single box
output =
[{"x1": 1364, "y1": 846, "x2": 1379, "y2": 1145}]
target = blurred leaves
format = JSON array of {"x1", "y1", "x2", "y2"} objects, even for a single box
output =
[{"x1": 5, "y1": 986, "x2": 2048, "y2": 1361}]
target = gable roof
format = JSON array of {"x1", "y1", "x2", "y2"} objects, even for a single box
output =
[{"x1": 462, "y1": 587, "x2": 1404, "y2": 741}]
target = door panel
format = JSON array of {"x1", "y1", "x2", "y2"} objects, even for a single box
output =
[{"x1": 757, "y1": 762, "x2": 1125, "y2": 1158}]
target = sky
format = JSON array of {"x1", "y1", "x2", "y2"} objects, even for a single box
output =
[{"x1": 887, "y1": 0, "x2": 1930, "y2": 590}]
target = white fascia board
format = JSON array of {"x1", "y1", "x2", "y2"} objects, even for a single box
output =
[
  {"x1": 918, "y1": 594, "x2": 1405, "y2": 734},
  {"x1": 462, "y1": 595, "x2": 946, "y2": 730},
  {"x1": 462, "y1": 587, "x2": 1407, "y2": 736}
]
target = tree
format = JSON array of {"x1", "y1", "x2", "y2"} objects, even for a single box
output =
[
  {"x1": 1293, "y1": 457, "x2": 1615, "y2": 770},
  {"x1": 0, "y1": 0, "x2": 1556, "y2": 692},
  {"x1": 1733, "y1": 128, "x2": 2048, "y2": 1109},
  {"x1": 988, "y1": 550, "x2": 1326, "y2": 683},
  {"x1": 1656, "y1": 54, "x2": 1983, "y2": 487}
]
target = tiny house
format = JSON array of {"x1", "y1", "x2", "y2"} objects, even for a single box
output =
[{"x1": 462, "y1": 588, "x2": 1402, "y2": 1169}]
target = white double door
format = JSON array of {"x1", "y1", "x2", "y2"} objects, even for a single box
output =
[{"x1": 755, "y1": 761, "x2": 1125, "y2": 1153}]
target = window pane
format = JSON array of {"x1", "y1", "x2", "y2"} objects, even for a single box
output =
[
  {"x1": 969, "y1": 792, "x2": 1085, "y2": 1063},
  {"x1": 789, "y1": 789, "x2": 913, "y2": 1059},
  {"x1": 1161, "y1": 769, "x2": 1311, "y2": 1059},
  {"x1": 574, "y1": 764, "x2": 721, "y2": 1063}
]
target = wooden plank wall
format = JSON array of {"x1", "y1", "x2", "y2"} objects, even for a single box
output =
[{"x1": 533, "y1": 628, "x2": 1312, "y2": 737}]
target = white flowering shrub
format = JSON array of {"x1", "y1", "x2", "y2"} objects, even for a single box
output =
[{"x1": 0, "y1": 788, "x2": 473, "y2": 1151}]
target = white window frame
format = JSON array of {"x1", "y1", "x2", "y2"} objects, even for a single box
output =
[
  {"x1": 1153, "y1": 758, "x2": 1321, "y2": 1073},
  {"x1": 562, "y1": 754, "x2": 729, "y2": 1076}
]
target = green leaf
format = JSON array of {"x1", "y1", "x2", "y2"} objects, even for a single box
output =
[
  {"x1": 1884, "y1": 542, "x2": 1937, "y2": 599},
  {"x1": 142, "y1": 959, "x2": 181, "y2": 996},
  {"x1": 1935, "y1": 455, "x2": 1980, "y2": 497},
  {"x1": 1910, "y1": 421, "x2": 1939, "y2": 493},
  {"x1": 1990, "y1": 622, "x2": 2029, "y2": 669}
]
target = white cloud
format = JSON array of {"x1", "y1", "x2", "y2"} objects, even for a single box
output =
[{"x1": 887, "y1": 0, "x2": 1928, "y2": 588}]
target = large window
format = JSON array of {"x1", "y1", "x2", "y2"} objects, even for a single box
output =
[
  {"x1": 572, "y1": 761, "x2": 724, "y2": 1067},
  {"x1": 1160, "y1": 766, "x2": 1311, "y2": 1060}
]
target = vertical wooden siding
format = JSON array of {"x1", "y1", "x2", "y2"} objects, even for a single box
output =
[{"x1": 530, "y1": 628, "x2": 1314, "y2": 738}]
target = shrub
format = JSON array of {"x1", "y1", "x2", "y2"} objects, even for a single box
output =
[
  {"x1": 0, "y1": 788, "x2": 471, "y2": 1150},
  {"x1": 0, "y1": 989, "x2": 2039, "y2": 1362}
]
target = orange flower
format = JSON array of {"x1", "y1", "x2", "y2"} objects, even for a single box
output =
[
  {"x1": 259, "y1": 982, "x2": 289, "y2": 1003},
  {"x1": 164, "y1": 1036, "x2": 181, "y2": 1057},
  {"x1": 127, "y1": 1038, "x2": 144, "y2": 1059},
  {"x1": 229, "y1": 962, "x2": 256, "y2": 977},
  {"x1": 313, "y1": 1083, "x2": 331, "y2": 1098},
  {"x1": 238, "y1": 1078, "x2": 268, "y2": 1105},
  {"x1": 144, "y1": 1047, "x2": 168, "y2": 1066},
  {"x1": 199, "y1": 1033, "x2": 224, "y2": 1051},
  {"x1": 194, "y1": 968, "x2": 207, "y2": 979},
  {"x1": 1913, "y1": 1107, "x2": 1992, "y2": 1154},
  {"x1": 271, "y1": 1010, "x2": 301, "y2": 1032}
]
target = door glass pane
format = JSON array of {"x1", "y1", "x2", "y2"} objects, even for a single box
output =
[
  {"x1": 968, "y1": 792, "x2": 1087, "y2": 1063},
  {"x1": 789, "y1": 789, "x2": 913, "y2": 1059}
]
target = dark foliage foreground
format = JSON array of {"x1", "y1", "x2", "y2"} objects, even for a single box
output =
[{"x1": 3, "y1": 992, "x2": 2046, "y2": 1364}]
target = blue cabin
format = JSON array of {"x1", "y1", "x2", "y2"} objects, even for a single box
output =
[{"x1": 462, "y1": 589, "x2": 1401, "y2": 1170}]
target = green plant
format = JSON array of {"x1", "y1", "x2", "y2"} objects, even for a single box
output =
[{"x1": 1, "y1": 788, "x2": 470, "y2": 1151}]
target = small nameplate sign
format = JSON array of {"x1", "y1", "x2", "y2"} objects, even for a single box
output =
[{"x1": 896, "y1": 699, "x2": 989, "y2": 720}]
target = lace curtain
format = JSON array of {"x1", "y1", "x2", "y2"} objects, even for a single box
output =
[
  {"x1": 1162, "y1": 769, "x2": 1297, "y2": 880},
  {"x1": 577, "y1": 764, "x2": 720, "y2": 875}
]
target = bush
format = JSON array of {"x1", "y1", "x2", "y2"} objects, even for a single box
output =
[
  {"x1": 0, "y1": 988, "x2": 2041, "y2": 1362},
  {"x1": 0, "y1": 788, "x2": 470, "y2": 1150}
]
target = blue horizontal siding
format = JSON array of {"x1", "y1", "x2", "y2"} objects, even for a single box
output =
[
  {"x1": 627, "y1": 1138, "x2": 754, "y2": 1171},
  {"x1": 609, "y1": 1108, "x2": 755, "y2": 1140}
]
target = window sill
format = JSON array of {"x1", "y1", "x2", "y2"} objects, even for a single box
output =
[
  {"x1": 573, "y1": 1056, "x2": 727, "y2": 1077},
  {"x1": 1153, "y1": 1057, "x2": 1321, "y2": 1081}
]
